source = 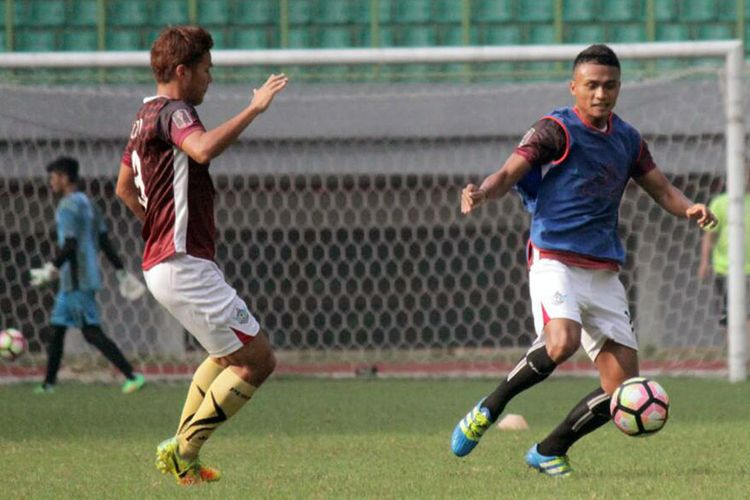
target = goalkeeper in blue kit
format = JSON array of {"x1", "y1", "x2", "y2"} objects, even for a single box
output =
[{"x1": 31, "y1": 157, "x2": 147, "y2": 394}]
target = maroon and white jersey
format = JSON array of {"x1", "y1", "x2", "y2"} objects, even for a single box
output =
[{"x1": 121, "y1": 96, "x2": 215, "y2": 270}]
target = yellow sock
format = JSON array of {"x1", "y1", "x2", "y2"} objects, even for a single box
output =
[
  {"x1": 177, "y1": 368, "x2": 256, "y2": 460},
  {"x1": 176, "y1": 357, "x2": 225, "y2": 435}
]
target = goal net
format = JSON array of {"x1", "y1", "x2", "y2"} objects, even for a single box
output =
[{"x1": 0, "y1": 42, "x2": 745, "y2": 382}]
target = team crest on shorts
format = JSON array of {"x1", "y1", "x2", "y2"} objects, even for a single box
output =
[
  {"x1": 234, "y1": 307, "x2": 250, "y2": 324},
  {"x1": 551, "y1": 291, "x2": 566, "y2": 305}
]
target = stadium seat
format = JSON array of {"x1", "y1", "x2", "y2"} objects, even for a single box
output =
[
  {"x1": 375, "y1": 0, "x2": 396, "y2": 23},
  {"x1": 527, "y1": 24, "x2": 557, "y2": 44},
  {"x1": 655, "y1": 23, "x2": 691, "y2": 40},
  {"x1": 482, "y1": 25, "x2": 522, "y2": 45},
  {"x1": 320, "y1": 27, "x2": 353, "y2": 48},
  {"x1": 68, "y1": 0, "x2": 100, "y2": 27},
  {"x1": 152, "y1": 0, "x2": 189, "y2": 26},
  {"x1": 718, "y1": 0, "x2": 740, "y2": 21},
  {"x1": 563, "y1": 0, "x2": 597, "y2": 22},
  {"x1": 654, "y1": 0, "x2": 677, "y2": 20},
  {"x1": 234, "y1": 28, "x2": 270, "y2": 49},
  {"x1": 516, "y1": 0, "x2": 554, "y2": 22},
  {"x1": 600, "y1": 0, "x2": 642, "y2": 22},
  {"x1": 236, "y1": 0, "x2": 276, "y2": 25},
  {"x1": 287, "y1": 26, "x2": 315, "y2": 48},
  {"x1": 14, "y1": 30, "x2": 57, "y2": 51},
  {"x1": 396, "y1": 0, "x2": 433, "y2": 23},
  {"x1": 14, "y1": 0, "x2": 66, "y2": 27},
  {"x1": 401, "y1": 26, "x2": 437, "y2": 46},
  {"x1": 435, "y1": 0, "x2": 464, "y2": 23},
  {"x1": 107, "y1": 0, "x2": 150, "y2": 27},
  {"x1": 473, "y1": 0, "x2": 513, "y2": 22},
  {"x1": 105, "y1": 30, "x2": 144, "y2": 51},
  {"x1": 564, "y1": 24, "x2": 606, "y2": 44},
  {"x1": 62, "y1": 30, "x2": 99, "y2": 51},
  {"x1": 440, "y1": 26, "x2": 478, "y2": 46},
  {"x1": 198, "y1": 0, "x2": 231, "y2": 25},
  {"x1": 287, "y1": 0, "x2": 313, "y2": 25},
  {"x1": 0, "y1": 31, "x2": 4, "y2": 51},
  {"x1": 609, "y1": 24, "x2": 647, "y2": 42},
  {"x1": 696, "y1": 23, "x2": 733, "y2": 40},
  {"x1": 318, "y1": 0, "x2": 353, "y2": 24},
  {"x1": 377, "y1": 26, "x2": 399, "y2": 47},
  {"x1": 678, "y1": 0, "x2": 716, "y2": 22},
  {"x1": 208, "y1": 29, "x2": 230, "y2": 49}
]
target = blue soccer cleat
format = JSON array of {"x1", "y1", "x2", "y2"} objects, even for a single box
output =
[
  {"x1": 524, "y1": 444, "x2": 572, "y2": 477},
  {"x1": 451, "y1": 399, "x2": 494, "y2": 457}
]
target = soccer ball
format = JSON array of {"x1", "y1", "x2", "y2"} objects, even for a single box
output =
[
  {"x1": 0, "y1": 328, "x2": 27, "y2": 361},
  {"x1": 610, "y1": 377, "x2": 669, "y2": 437}
]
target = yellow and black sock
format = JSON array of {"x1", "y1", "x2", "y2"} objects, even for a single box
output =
[
  {"x1": 176, "y1": 357, "x2": 225, "y2": 435},
  {"x1": 177, "y1": 368, "x2": 256, "y2": 460}
]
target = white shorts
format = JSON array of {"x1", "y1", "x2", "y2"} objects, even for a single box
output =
[
  {"x1": 529, "y1": 257, "x2": 637, "y2": 361},
  {"x1": 144, "y1": 254, "x2": 260, "y2": 357}
]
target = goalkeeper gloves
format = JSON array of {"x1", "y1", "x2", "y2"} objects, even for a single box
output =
[
  {"x1": 30, "y1": 262, "x2": 58, "y2": 287},
  {"x1": 116, "y1": 270, "x2": 147, "y2": 301}
]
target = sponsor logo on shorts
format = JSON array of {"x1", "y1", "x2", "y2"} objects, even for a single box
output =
[
  {"x1": 551, "y1": 291, "x2": 566, "y2": 305},
  {"x1": 235, "y1": 307, "x2": 250, "y2": 324}
]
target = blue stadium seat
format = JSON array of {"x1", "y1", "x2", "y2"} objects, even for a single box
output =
[
  {"x1": 482, "y1": 25, "x2": 522, "y2": 45},
  {"x1": 563, "y1": 0, "x2": 597, "y2": 22},
  {"x1": 516, "y1": 0, "x2": 554, "y2": 22},
  {"x1": 236, "y1": 0, "x2": 276, "y2": 25},
  {"x1": 435, "y1": 0, "x2": 464, "y2": 23},
  {"x1": 68, "y1": 0, "x2": 100, "y2": 27},
  {"x1": 600, "y1": 0, "x2": 643, "y2": 22},
  {"x1": 440, "y1": 26, "x2": 479, "y2": 46},
  {"x1": 377, "y1": 26, "x2": 399, "y2": 47},
  {"x1": 152, "y1": 0, "x2": 189, "y2": 26},
  {"x1": 105, "y1": 30, "x2": 144, "y2": 51},
  {"x1": 208, "y1": 29, "x2": 230, "y2": 49},
  {"x1": 0, "y1": 31, "x2": 5, "y2": 51},
  {"x1": 318, "y1": 0, "x2": 353, "y2": 24},
  {"x1": 198, "y1": 0, "x2": 231, "y2": 25},
  {"x1": 655, "y1": 23, "x2": 691, "y2": 40},
  {"x1": 564, "y1": 24, "x2": 606, "y2": 44},
  {"x1": 62, "y1": 30, "x2": 99, "y2": 51},
  {"x1": 609, "y1": 24, "x2": 647, "y2": 42},
  {"x1": 473, "y1": 0, "x2": 513, "y2": 22},
  {"x1": 15, "y1": 0, "x2": 66, "y2": 27},
  {"x1": 654, "y1": 0, "x2": 677, "y2": 21},
  {"x1": 396, "y1": 0, "x2": 433, "y2": 23},
  {"x1": 401, "y1": 26, "x2": 437, "y2": 46},
  {"x1": 320, "y1": 27, "x2": 353, "y2": 48},
  {"x1": 287, "y1": 0, "x2": 313, "y2": 25},
  {"x1": 678, "y1": 0, "x2": 716, "y2": 22},
  {"x1": 527, "y1": 24, "x2": 557, "y2": 44},
  {"x1": 376, "y1": 0, "x2": 396, "y2": 23},
  {"x1": 287, "y1": 26, "x2": 315, "y2": 48},
  {"x1": 14, "y1": 30, "x2": 57, "y2": 51},
  {"x1": 717, "y1": 0, "x2": 740, "y2": 21},
  {"x1": 107, "y1": 0, "x2": 150, "y2": 27},
  {"x1": 234, "y1": 28, "x2": 271, "y2": 49},
  {"x1": 696, "y1": 23, "x2": 733, "y2": 40}
]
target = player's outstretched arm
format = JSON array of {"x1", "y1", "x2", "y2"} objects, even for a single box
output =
[
  {"x1": 461, "y1": 153, "x2": 532, "y2": 214},
  {"x1": 180, "y1": 73, "x2": 288, "y2": 164},
  {"x1": 116, "y1": 162, "x2": 146, "y2": 223},
  {"x1": 635, "y1": 168, "x2": 717, "y2": 229}
]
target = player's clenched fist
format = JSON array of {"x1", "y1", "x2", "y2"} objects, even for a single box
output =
[
  {"x1": 250, "y1": 73, "x2": 289, "y2": 113},
  {"x1": 461, "y1": 184, "x2": 486, "y2": 214},
  {"x1": 686, "y1": 203, "x2": 718, "y2": 229}
]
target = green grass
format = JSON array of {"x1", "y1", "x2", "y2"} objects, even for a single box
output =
[{"x1": 2, "y1": 377, "x2": 749, "y2": 499}]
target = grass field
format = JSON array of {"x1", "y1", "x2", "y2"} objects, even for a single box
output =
[{"x1": 2, "y1": 377, "x2": 749, "y2": 499}]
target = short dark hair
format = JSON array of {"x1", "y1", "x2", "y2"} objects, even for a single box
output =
[
  {"x1": 573, "y1": 44, "x2": 620, "y2": 72},
  {"x1": 150, "y1": 25, "x2": 214, "y2": 83},
  {"x1": 46, "y1": 156, "x2": 79, "y2": 183}
]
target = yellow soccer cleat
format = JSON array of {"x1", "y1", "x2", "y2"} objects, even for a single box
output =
[{"x1": 155, "y1": 437, "x2": 221, "y2": 485}]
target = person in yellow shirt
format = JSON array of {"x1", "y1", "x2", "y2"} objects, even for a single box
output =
[{"x1": 698, "y1": 190, "x2": 750, "y2": 334}]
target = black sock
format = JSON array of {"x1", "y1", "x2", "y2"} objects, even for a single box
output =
[
  {"x1": 81, "y1": 325, "x2": 135, "y2": 379},
  {"x1": 483, "y1": 342, "x2": 557, "y2": 420},
  {"x1": 537, "y1": 387, "x2": 611, "y2": 456},
  {"x1": 44, "y1": 325, "x2": 67, "y2": 385}
]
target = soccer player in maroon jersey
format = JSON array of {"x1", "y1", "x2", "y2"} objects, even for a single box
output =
[{"x1": 115, "y1": 26, "x2": 287, "y2": 485}]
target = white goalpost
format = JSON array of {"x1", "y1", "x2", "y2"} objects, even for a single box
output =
[{"x1": 0, "y1": 41, "x2": 745, "y2": 382}]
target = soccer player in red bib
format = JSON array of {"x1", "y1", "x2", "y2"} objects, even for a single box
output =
[
  {"x1": 115, "y1": 26, "x2": 287, "y2": 485},
  {"x1": 451, "y1": 45, "x2": 717, "y2": 476}
]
